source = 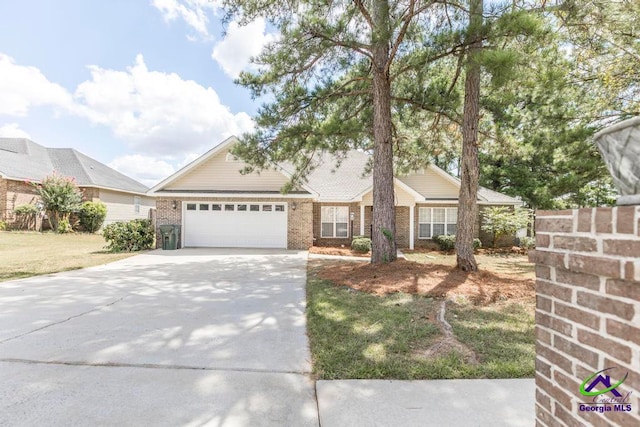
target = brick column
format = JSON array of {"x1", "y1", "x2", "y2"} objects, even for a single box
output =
[{"x1": 530, "y1": 207, "x2": 640, "y2": 427}]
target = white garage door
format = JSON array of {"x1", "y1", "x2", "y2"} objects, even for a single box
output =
[{"x1": 184, "y1": 202, "x2": 288, "y2": 248}]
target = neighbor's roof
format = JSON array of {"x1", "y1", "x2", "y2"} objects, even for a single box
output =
[{"x1": 0, "y1": 138, "x2": 148, "y2": 194}]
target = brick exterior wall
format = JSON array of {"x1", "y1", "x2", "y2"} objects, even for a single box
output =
[
  {"x1": 395, "y1": 206, "x2": 410, "y2": 248},
  {"x1": 156, "y1": 197, "x2": 313, "y2": 250},
  {"x1": 1, "y1": 178, "x2": 40, "y2": 223},
  {"x1": 530, "y1": 207, "x2": 640, "y2": 427},
  {"x1": 0, "y1": 178, "x2": 105, "y2": 229}
]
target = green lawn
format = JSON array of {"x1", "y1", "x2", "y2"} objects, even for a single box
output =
[
  {"x1": 0, "y1": 231, "x2": 138, "y2": 282},
  {"x1": 306, "y1": 261, "x2": 535, "y2": 380}
]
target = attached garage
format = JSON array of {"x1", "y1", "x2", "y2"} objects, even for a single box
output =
[{"x1": 183, "y1": 201, "x2": 288, "y2": 248}]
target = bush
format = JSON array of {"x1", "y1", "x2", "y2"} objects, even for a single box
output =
[
  {"x1": 433, "y1": 235, "x2": 482, "y2": 252},
  {"x1": 14, "y1": 204, "x2": 39, "y2": 216},
  {"x1": 0, "y1": 221, "x2": 5, "y2": 231},
  {"x1": 103, "y1": 219, "x2": 155, "y2": 252},
  {"x1": 481, "y1": 206, "x2": 531, "y2": 248},
  {"x1": 351, "y1": 236, "x2": 372, "y2": 253},
  {"x1": 433, "y1": 234, "x2": 456, "y2": 251},
  {"x1": 473, "y1": 238, "x2": 482, "y2": 250},
  {"x1": 13, "y1": 204, "x2": 40, "y2": 230},
  {"x1": 57, "y1": 218, "x2": 73, "y2": 234},
  {"x1": 518, "y1": 236, "x2": 535, "y2": 249},
  {"x1": 79, "y1": 201, "x2": 107, "y2": 233}
]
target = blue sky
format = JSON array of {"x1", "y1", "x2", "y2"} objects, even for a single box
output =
[{"x1": 0, "y1": 0, "x2": 273, "y2": 186}]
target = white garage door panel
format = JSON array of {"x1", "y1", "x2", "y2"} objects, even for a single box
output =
[{"x1": 184, "y1": 202, "x2": 287, "y2": 248}]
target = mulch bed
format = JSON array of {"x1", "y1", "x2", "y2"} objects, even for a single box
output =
[
  {"x1": 308, "y1": 246, "x2": 370, "y2": 258},
  {"x1": 316, "y1": 259, "x2": 535, "y2": 305}
]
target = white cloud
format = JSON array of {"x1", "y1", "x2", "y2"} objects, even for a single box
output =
[
  {"x1": 109, "y1": 154, "x2": 176, "y2": 187},
  {"x1": 0, "y1": 122, "x2": 31, "y2": 138},
  {"x1": 212, "y1": 18, "x2": 277, "y2": 78},
  {"x1": 151, "y1": 0, "x2": 219, "y2": 38},
  {"x1": 74, "y1": 54, "x2": 254, "y2": 156},
  {"x1": 0, "y1": 53, "x2": 73, "y2": 116}
]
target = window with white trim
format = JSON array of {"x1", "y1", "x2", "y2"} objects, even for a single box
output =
[
  {"x1": 134, "y1": 196, "x2": 141, "y2": 214},
  {"x1": 321, "y1": 206, "x2": 349, "y2": 238},
  {"x1": 418, "y1": 207, "x2": 457, "y2": 239}
]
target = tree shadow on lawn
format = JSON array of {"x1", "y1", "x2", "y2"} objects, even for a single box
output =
[
  {"x1": 446, "y1": 302, "x2": 535, "y2": 378},
  {"x1": 307, "y1": 265, "x2": 535, "y2": 381}
]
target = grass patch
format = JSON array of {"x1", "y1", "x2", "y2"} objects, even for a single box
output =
[
  {"x1": 447, "y1": 301, "x2": 535, "y2": 378},
  {"x1": 307, "y1": 262, "x2": 535, "y2": 380},
  {"x1": 0, "y1": 231, "x2": 138, "y2": 282}
]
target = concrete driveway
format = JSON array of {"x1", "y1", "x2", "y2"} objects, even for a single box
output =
[{"x1": 0, "y1": 248, "x2": 318, "y2": 426}]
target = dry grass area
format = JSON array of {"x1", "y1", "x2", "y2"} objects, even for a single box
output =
[
  {"x1": 0, "y1": 232, "x2": 138, "y2": 282},
  {"x1": 317, "y1": 257, "x2": 535, "y2": 305}
]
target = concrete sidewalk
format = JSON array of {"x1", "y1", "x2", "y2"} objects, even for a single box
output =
[{"x1": 316, "y1": 378, "x2": 535, "y2": 427}]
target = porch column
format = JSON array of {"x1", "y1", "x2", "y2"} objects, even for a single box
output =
[
  {"x1": 409, "y1": 204, "x2": 415, "y2": 249},
  {"x1": 360, "y1": 205, "x2": 365, "y2": 236}
]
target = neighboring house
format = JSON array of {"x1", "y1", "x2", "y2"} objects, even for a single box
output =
[
  {"x1": 149, "y1": 136, "x2": 521, "y2": 250},
  {"x1": 0, "y1": 138, "x2": 154, "y2": 227}
]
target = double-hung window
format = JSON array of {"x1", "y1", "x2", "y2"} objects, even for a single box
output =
[
  {"x1": 418, "y1": 207, "x2": 457, "y2": 239},
  {"x1": 321, "y1": 206, "x2": 349, "y2": 238},
  {"x1": 134, "y1": 196, "x2": 141, "y2": 214}
]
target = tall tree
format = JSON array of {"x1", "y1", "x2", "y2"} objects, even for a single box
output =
[
  {"x1": 224, "y1": 0, "x2": 451, "y2": 263},
  {"x1": 455, "y1": 0, "x2": 483, "y2": 271}
]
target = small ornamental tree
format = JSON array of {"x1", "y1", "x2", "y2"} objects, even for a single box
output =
[
  {"x1": 79, "y1": 201, "x2": 107, "y2": 233},
  {"x1": 33, "y1": 173, "x2": 83, "y2": 232},
  {"x1": 481, "y1": 206, "x2": 531, "y2": 248}
]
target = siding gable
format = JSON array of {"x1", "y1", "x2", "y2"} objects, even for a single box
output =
[
  {"x1": 361, "y1": 182, "x2": 418, "y2": 206},
  {"x1": 165, "y1": 148, "x2": 290, "y2": 191},
  {"x1": 398, "y1": 168, "x2": 459, "y2": 199}
]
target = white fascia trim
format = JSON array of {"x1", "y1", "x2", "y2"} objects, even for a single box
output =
[
  {"x1": 148, "y1": 136, "x2": 239, "y2": 194},
  {"x1": 150, "y1": 192, "x2": 313, "y2": 199},
  {"x1": 416, "y1": 200, "x2": 522, "y2": 206},
  {"x1": 1, "y1": 175, "x2": 150, "y2": 197},
  {"x1": 84, "y1": 185, "x2": 150, "y2": 197},
  {"x1": 274, "y1": 166, "x2": 319, "y2": 198}
]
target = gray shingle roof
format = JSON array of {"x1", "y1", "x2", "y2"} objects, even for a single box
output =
[
  {"x1": 0, "y1": 138, "x2": 148, "y2": 194},
  {"x1": 301, "y1": 149, "x2": 520, "y2": 204},
  {"x1": 300, "y1": 150, "x2": 373, "y2": 201}
]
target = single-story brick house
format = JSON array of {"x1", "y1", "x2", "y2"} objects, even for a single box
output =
[
  {"x1": 149, "y1": 136, "x2": 521, "y2": 249},
  {"x1": 0, "y1": 138, "x2": 154, "y2": 227}
]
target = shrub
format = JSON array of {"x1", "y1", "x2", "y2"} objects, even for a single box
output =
[
  {"x1": 57, "y1": 218, "x2": 73, "y2": 234},
  {"x1": 79, "y1": 201, "x2": 107, "y2": 233},
  {"x1": 518, "y1": 236, "x2": 535, "y2": 249},
  {"x1": 14, "y1": 204, "x2": 39, "y2": 216},
  {"x1": 433, "y1": 234, "x2": 456, "y2": 251},
  {"x1": 351, "y1": 236, "x2": 372, "y2": 253},
  {"x1": 481, "y1": 206, "x2": 531, "y2": 248},
  {"x1": 473, "y1": 238, "x2": 482, "y2": 250},
  {"x1": 433, "y1": 235, "x2": 482, "y2": 252},
  {"x1": 13, "y1": 204, "x2": 40, "y2": 230},
  {"x1": 103, "y1": 219, "x2": 155, "y2": 252},
  {"x1": 0, "y1": 221, "x2": 5, "y2": 231}
]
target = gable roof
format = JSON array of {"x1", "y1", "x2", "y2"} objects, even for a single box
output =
[
  {"x1": 148, "y1": 135, "x2": 520, "y2": 205},
  {"x1": 302, "y1": 149, "x2": 521, "y2": 205},
  {"x1": 149, "y1": 136, "x2": 317, "y2": 196},
  {"x1": 0, "y1": 138, "x2": 148, "y2": 194}
]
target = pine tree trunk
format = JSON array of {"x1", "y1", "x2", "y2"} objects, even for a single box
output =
[
  {"x1": 370, "y1": 0, "x2": 397, "y2": 264},
  {"x1": 456, "y1": 0, "x2": 483, "y2": 272}
]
